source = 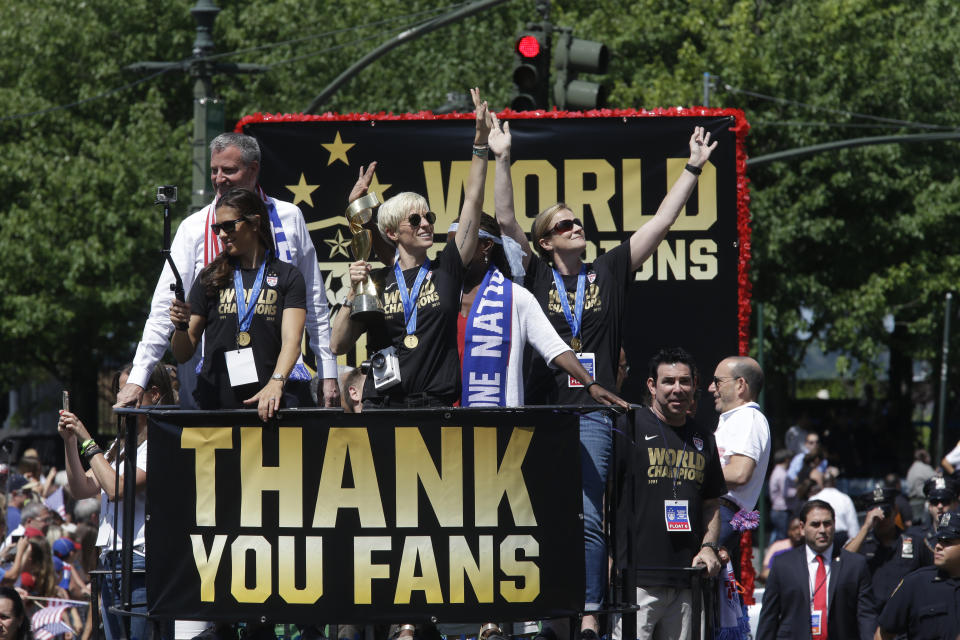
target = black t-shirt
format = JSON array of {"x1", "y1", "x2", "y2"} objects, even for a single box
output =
[
  {"x1": 361, "y1": 242, "x2": 465, "y2": 405},
  {"x1": 523, "y1": 242, "x2": 632, "y2": 405},
  {"x1": 612, "y1": 407, "x2": 727, "y2": 587},
  {"x1": 189, "y1": 259, "x2": 306, "y2": 409}
]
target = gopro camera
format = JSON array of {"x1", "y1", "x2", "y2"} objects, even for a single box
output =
[
  {"x1": 360, "y1": 346, "x2": 401, "y2": 391},
  {"x1": 156, "y1": 185, "x2": 178, "y2": 204}
]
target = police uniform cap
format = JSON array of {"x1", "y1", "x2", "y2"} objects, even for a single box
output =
[
  {"x1": 862, "y1": 484, "x2": 897, "y2": 508},
  {"x1": 935, "y1": 510, "x2": 960, "y2": 541},
  {"x1": 923, "y1": 476, "x2": 957, "y2": 502}
]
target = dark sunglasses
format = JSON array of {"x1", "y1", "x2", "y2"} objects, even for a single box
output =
[
  {"x1": 930, "y1": 498, "x2": 953, "y2": 506},
  {"x1": 210, "y1": 219, "x2": 245, "y2": 234},
  {"x1": 405, "y1": 211, "x2": 437, "y2": 228},
  {"x1": 548, "y1": 218, "x2": 583, "y2": 235}
]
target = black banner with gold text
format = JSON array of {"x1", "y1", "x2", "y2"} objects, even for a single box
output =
[
  {"x1": 145, "y1": 408, "x2": 583, "y2": 623},
  {"x1": 239, "y1": 109, "x2": 750, "y2": 411}
]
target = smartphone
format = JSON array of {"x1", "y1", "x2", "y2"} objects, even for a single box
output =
[{"x1": 62, "y1": 390, "x2": 70, "y2": 412}]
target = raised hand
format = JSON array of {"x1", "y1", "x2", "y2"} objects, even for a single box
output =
[
  {"x1": 687, "y1": 126, "x2": 718, "y2": 168},
  {"x1": 348, "y1": 162, "x2": 378, "y2": 204},
  {"x1": 470, "y1": 87, "x2": 491, "y2": 144},
  {"x1": 487, "y1": 111, "x2": 511, "y2": 158}
]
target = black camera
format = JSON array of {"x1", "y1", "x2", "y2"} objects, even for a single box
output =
[{"x1": 156, "y1": 185, "x2": 178, "y2": 204}]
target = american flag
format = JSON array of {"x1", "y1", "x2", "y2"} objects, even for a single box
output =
[
  {"x1": 31, "y1": 604, "x2": 74, "y2": 640},
  {"x1": 44, "y1": 487, "x2": 67, "y2": 520}
]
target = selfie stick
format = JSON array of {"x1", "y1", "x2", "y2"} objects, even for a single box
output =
[{"x1": 156, "y1": 186, "x2": 187, "y2": 329}]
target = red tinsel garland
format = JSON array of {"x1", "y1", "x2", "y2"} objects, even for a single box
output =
[
  {"x1": 739, "y1": 530, "x2": 756, "y2": 605},
  {"x1": 235, "y1": 106, "x2": 753, "y2": 349}
]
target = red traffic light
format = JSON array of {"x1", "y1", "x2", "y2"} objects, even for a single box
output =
[{"x1": 516, "y1": 35, "x2": 542, "y2": 58}]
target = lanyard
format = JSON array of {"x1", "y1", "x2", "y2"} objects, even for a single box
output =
[
  {"x1": 655, "y1": 416, "x2": 689, "y2": 499},
  {"x1": 233, "y1": 261, "x2": 266, "y2": 335},
  {"x1": 394, "y1": 258, "x2": 431, "y2": 336},
  {"x1": 552, "y1": 265, "x2": 586, "y2": 340}
]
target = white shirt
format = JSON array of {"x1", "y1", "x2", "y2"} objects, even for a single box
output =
[
  {"x1": 813, "y1": 486, "x2": 860, "y2": 535},
  {"x1": 806, "y1": 542, "x2": 833, "y2": 609},
  {"x1": 97, "y1": 440, "x2": 148, "y2": 551},
  {"x1": 714, "y1": 402, "x2": 771, "y2": 510},
  {"x1": 128, "y1": 197, "x2": 337, "y2": 389},
  {"x1": 468, "y1": 282, "x2": 570, "y2": 407},
  {"x1": 945, "y1": 441, "x2": 960, "y2": 467}
]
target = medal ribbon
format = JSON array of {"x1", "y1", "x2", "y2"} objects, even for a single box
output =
[
  {"x1": 395, "y1": 258, "x2": 431, "y2": 337},
  {"x1": 233, "y1": 261, "x2": 267, "y2": 339},
  {"x1": 461, "y1": 267, "x2": 513, "y2": 407},
  {"x1": 656, "y1": 417, "x2": 689, "y2": 499},
  {"x1": 552, "y1": 265, "x2": 586, "y2": 343}
]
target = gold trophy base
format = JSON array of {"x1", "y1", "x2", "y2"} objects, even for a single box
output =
[
  {"x1": 350, "y1": 293, "x2": 384, "y2": 321},
  {"x1": 350, "y1": 278, "x2": 383, "y2": 321}
]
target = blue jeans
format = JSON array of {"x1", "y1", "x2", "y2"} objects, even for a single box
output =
[
  {"x1": 580, "y1": 411, "x2": 613, "y2": 611},
  {"x1": 100, "y1": 551, "x2": 172, "y2": 640},
  {"x1": 768, "y1": 509, "x2": 789, "y2": 545}
]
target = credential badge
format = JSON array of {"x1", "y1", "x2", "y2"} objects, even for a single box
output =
[{"x1": 693, "y1": 436, "x2": 704, "y2": 451}]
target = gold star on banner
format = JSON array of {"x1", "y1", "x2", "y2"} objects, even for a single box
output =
[
  {"x1": 324, "y1": 229, "x2": 352, "y2": 259},
  {"x1": 368, "y1": 172, "x2": 392, "y2": 200},
  {"x1": 321, "y1": 131, "x2": 355, "y2": 166},
  {"x1": 286, "y1": 173, "x2": 320, "y2": 207}
]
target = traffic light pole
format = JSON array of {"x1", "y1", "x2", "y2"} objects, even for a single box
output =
[{"x1": 304, "y1": 0, "x2": 510, "y2": 114}]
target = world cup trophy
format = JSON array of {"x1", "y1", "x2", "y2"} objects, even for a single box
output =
[{"x1": 345, "y1": 192, "x2": 383, "y2": 320}]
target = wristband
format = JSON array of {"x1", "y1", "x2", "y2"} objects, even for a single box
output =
[
  {"x1": 700, "y1": 542, "x2": 720, "y2": 555},
  {"x1": 584, "y1": 381, "x2": 599, "y2": 392},
  {"x1": 685, "y1": 163, "x2": 702, "y2": 176},
  {"x1": 471, "y1": 147, "x2": 488, "y2": 158},
  {"x1": 81, "y1": 444, "x2": 103, "y2": 464},
  {"x1": 79, "y1": 439, "x2": 96, "y2": 455}
]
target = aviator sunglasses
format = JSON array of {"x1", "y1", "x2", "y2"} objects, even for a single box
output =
[
  {"x1": 548, "y1": 218, "x2": 583, "y2": 235},
  {"x1": 210, "y1": 219, "x2": 245, "y2": 234},
  {"x1": 405, "y1": 211, "x2": 437, "y2": 228}
]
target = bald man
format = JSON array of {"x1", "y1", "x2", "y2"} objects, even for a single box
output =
[{"x1": 708, "y1": 356, "x2": 771, "y2": 578}]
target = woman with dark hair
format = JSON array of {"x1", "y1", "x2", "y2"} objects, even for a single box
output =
[
  {"x1": 57, "y1": 363, "x2": 174, "y2": 640},
  {"x1": 170, "y1": 187, "x2": 308, "y2": 421},
  {"x1": 492, "y1": 124, "x2": 718, "y2": 636},
  {"x1": 0, "y1": 587, "x2": 31, "y2": 640}
]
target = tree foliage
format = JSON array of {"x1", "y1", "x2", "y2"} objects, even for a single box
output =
[{"x1": 2, "y1": 0, "x2": 959, "y2": 442}]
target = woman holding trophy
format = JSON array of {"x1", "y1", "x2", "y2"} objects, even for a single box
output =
[{"x1": 330, "y1": 88, "x2": 487, "y2": 408}]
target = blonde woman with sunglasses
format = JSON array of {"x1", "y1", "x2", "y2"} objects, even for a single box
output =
[{"x1": 330, "y1": 88, "x2": 487, "y2": 408}]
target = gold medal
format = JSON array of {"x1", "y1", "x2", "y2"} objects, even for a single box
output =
[
  {"x1": 404, "y1": 334, "x2": 419, "y2": 349},
  {"x1": 237, "y1": 331, "x2": 251, "y2": 347},
  {"x1": 571, "y1": 337, "x2": 582, "y2": 352}
]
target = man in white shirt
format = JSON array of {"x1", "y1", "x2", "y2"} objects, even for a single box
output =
[
  {"x1": 707, "y1": 355, "x2": 771, "y2": 578},
  {"x1": 812, "y1": 466, "x2": 859, "y2": 537},
  {"x1": 115, "y1": 132, "x2": 339, "y2": 408}
]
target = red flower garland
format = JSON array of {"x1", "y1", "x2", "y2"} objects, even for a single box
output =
[
  {"x1": 740, "y1": 530, "x2": 756, "y2": 605},
  {"x1": 235, "y1": 106, "x2": 753, "y2": 349}
]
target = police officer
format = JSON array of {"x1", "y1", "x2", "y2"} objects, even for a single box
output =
[
  {"x1": 905, "y1": 476, "x2": 959, "y2": 561},
  {"x1": 876, "y1": 511, "x2": 960, "y2": 639},
  {"x1": 845, "y1": 484, "x2": 930, "y2": 603}
]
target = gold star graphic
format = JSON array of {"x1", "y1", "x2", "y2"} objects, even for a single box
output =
[
  {"x1": 368, "y1": 172, "x2": 392, "y2": 200},
  {"x1": 324, "y1": 229, "x2": 352, "y2": 259},
  {"x1": 286, "y1": 173, "x2": 320, "y2": 207},
  {"x1": 321, "y1": 131, "x2": 355, "y2": 166}
]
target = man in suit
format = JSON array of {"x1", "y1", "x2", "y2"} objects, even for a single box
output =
[{"x1": 757, "y1": 499, "x2": 877, "y2": 640}]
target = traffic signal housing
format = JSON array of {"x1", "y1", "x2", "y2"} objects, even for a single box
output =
[
  {"x1": 553, "y1": 30, "x2": 610, "y2": 110},
  {"x1": 511, "y1": 24, "x2": 551, "y2": 111}
]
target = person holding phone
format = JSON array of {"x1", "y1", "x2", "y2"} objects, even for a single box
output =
[{"x1": 57, "y1": 364, "x2": 174, "y2": 640}]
